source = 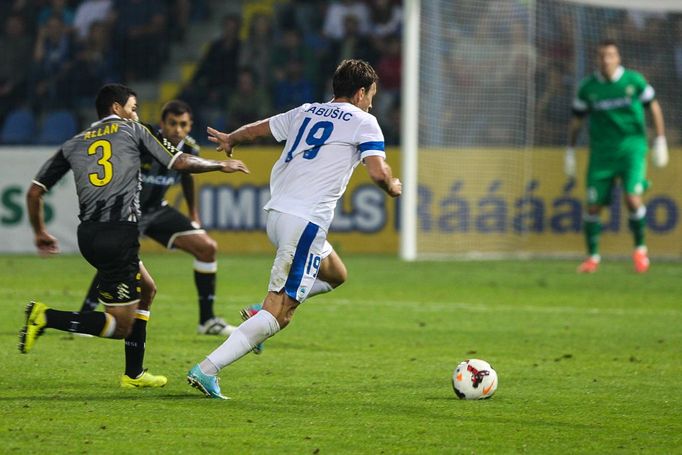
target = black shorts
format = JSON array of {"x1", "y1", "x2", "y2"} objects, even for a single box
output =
[
  {"x1": 139, "y1": 205, "x2": 204, "y2": 249},
  {"x1": 77, "y1": 222, "x2": 140, "y2": 306}
]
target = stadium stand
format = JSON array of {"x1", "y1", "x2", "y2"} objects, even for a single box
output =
[
  {"x1": 0, "y1": 108, "x2": 36, "y2": 144},
  {"x1": 37, "y1": 110, "x2": 79, "y2": 144},
  {"x1": 1, "y1": 0, "x2": 680, "y2": 147}
]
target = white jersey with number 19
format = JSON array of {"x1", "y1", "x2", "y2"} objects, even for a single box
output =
[{"x1": 266, "y1": 101, "x2": 386, "y2": 231}]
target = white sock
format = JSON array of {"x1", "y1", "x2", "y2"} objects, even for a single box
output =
[
  {"x1": 206, "y1": 309, "x2": 280, "y2": 370},
  {"x1": 308, "y1": 279, "x2": 333, "y2": 298},
  {"x1": 199, "y1": 358, "x2": 220, "y2": 376},
  {"x1": 629, "y1": 205, "x2": 646, "y2": 220}
]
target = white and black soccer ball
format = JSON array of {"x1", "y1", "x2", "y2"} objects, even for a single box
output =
[{"x1": 452, "y1": 359, "x2": 498, "y2": 400}]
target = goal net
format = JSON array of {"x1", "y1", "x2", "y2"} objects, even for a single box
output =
[{"x1": 401, "y1": 0, "x2": 682, "y2": 259}]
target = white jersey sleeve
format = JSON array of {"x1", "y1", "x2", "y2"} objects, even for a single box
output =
[
  {"x1": 355, "y1": 116, "x2": 385, "y2": 160},
  {"x1": 269, "y1": 104, "x2": 310, "y2": 142}
]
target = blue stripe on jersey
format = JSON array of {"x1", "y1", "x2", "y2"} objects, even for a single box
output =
[
  {"x1": 284, "y1": 222, "x2": 320, "y2": 300},
  {"x1": 358, "y1": 141, "x2": 385, "y2": 153}
]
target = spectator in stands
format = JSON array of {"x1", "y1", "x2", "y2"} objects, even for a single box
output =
[
  {"x1": 64, "y1": 21, "x2": 116, "y2": 104},
  {"x1": 374, "y1": 34, "x2": 401, "y2": 122},
  {"x1": 226, "y1": 67, "x2": 271, "y2": 133},
  {"x1": 30, "y1": 14, "x2": 73, "y2": 110},
  {"x1": 323, "y1": 0, "x2": 371, "y2": 40},
  {"x1": 1, "y1": 0, "x2": 37, "y2": 35},
  {"x1": 0, "y1": 14, "x2": 33, "y2": 122},
  {"x1": 271, "y1": 29, "x2": 316, "y2": 86},
  {"x1": 239, "y1": 12, "x2": 273, "y2": 92},
  {"x1": 273, "y1": 60, "x2": 314, "y2": 111},
  {"x1": 37, "y1": 0, "x2": 75, "y2": 28},
  {"x1": 182, "y1": 14, "x2": 241, "y2": 108},
  {"x1": 328, "y1": 15, "x2": 377, "y2": 71},
  {"x1": 167, "y1": 0, "x2": 193, "y2": 42},
  {"x1": 73, "y1": 0, "x2": 113, "y2": 42},
  {"x1": 112, "y1": 0, "x2": 168, "y2": 81},
  {"x1": 675, "y1": 17, "x2": 682, "y2": 82},
  {"x1": 369, "y1": 0, "x2": 402, "y2": 40}
]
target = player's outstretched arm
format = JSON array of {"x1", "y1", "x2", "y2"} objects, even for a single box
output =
[
  {"x1": 26, "y1": 183, "x2": 59, "y2": 256},
  {"x1": 207, "y1": 119, "x2": 273, "y2": 157},
  {"x1": 648, "y1": 99, "x2": 668, "y2": 168},
  {"x1": 564, "y1": 116, "x2": 585, "y2": 177},
  {"x1": 172, "y1": 153, "x2": 250, "y2": 174},
  {"x1": 363, "y1": 156, "x2": 402, "y2": 198}
]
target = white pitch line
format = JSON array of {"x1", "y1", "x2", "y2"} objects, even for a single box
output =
[{"x1": 319, "y1": 299, "x2": 682, "y2": 318}]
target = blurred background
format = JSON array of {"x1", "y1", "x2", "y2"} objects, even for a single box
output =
[{"x1": 1, "y1": 0, "x2": 681, "y2": 258}]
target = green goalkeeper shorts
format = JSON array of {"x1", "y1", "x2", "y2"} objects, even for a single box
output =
[{"x1": 586, "y1": 148, "x2": 649, "y2": 206}]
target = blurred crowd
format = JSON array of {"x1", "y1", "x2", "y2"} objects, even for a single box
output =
[
  {"x1": 0, "y1": 0, "x2": 199, "y2": 125},
  {"x1": 179, "y1": 0, "x2": 404, "y2": 145},
  {"x1": 0, "y1": 0, "x2": 680, "y2": 147},
  {"x1": 0, "y1": 0, "x2": 404, "y2": 145}
]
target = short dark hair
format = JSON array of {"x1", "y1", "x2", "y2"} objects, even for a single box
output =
[
  {"x1": 95, "y1": 84, "x2": 137, "y2": 119},
  {"x1": 332, "y1": 59, "x2": 379, "y2": 99},
  {"x1": 161, "y1": 99, "x2": 192, "y2": 121},
  {"x1": 598, "y1": 39, "x2": 619, "y2": 50}
]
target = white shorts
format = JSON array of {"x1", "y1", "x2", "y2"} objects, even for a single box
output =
[{"x1": 266, "y1": 210, "x2": 333, "y2": 302}]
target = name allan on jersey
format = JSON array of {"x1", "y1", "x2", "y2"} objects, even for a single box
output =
[{"x1": 83, "y1": 123, "x2": 119, "y2": 140}]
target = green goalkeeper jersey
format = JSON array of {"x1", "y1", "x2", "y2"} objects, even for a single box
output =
[{"x1": 572, "y1": 66, "x2": 655, "y2": 157}]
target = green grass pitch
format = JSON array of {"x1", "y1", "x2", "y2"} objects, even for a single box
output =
[{"x1": 1, "y1": 254, "x2": 681, "y2": 453}]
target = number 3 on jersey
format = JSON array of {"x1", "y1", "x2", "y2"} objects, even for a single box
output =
[
  {"x1": 88, "y1": 139, "x2": 113, "y2": 187},
  {"x1": 285, "y1": 118, "x2": 334, "y2": 162}
]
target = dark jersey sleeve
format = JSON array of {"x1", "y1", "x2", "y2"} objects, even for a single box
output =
[
  {"x1": 33, "y1": 149, "x2": 71, "y2": 191},
  {"x1": 134, "y1": 122, "x2": 182, "y2": 168},
  {"x1": 182, "y1": 135, "x2": 201, "y2": 156}
]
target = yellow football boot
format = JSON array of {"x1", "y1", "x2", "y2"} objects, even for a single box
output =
[
  {"x1": 120, "y1": 370, "x2": 168, "y2": 388},
  {"x1": 19, "y1": 301, "x2": 48, "y2": 354}
]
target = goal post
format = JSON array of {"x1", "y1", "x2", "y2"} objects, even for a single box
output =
[{"x1": 400, "y1": 0, "x2": 682, "y2": 260}]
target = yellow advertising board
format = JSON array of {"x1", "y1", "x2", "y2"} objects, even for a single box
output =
[
  {"x1": 141, "y1": 147, "x2": 400, "y2": 254},
  {"x1": 416, "y1": 147, "x2": 681, "y2": 258},
  {"x1": 141, "y1": 146, "x2": 681, "y2": 258}
]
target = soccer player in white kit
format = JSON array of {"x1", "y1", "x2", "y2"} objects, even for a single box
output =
[{"x1": 187, "y1": 59, "x2": 402, "y2": 399}]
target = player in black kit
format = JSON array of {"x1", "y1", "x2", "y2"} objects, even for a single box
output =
[
  {"x1": 20, "y1": 84, "x2": 249, "y2": 389},
  {"x1": 79, "y1": 100, "x2": 237, "y2": 336}
]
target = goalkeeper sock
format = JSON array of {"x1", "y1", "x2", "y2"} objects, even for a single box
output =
[
  {"x1": 583, "y1": 214, "x2": 602, "y2": 257},
  {"x1": 628, "y1": 206, "x2": 647, "y2": 248},
  {"x1": 194, "y1": 260, "x2": 217, "y2": 324},
  {"x1": 45, "y1": 309, "x2": 115, "y2": 337},
  {"x1": 206, "y1": 309, "x2": 280, "y2": 370},
  {"x1": 124, "y1": 310, "x2": 149, "y2": 378},
  {"x1": 80, "y1": 274, "x2": 100, "y2": 312}
]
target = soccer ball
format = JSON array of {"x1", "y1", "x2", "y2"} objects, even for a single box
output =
[{"x1": 452, "y1": 359, "x2": 498, "y2": 400}]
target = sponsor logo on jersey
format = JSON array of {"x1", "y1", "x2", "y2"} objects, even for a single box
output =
[
  {"x1": 141, "y1": 174, "x2": 179, "y2": 186},
  {"x1": 592, "y1": 97, "x2": 631, "y2": 111}
]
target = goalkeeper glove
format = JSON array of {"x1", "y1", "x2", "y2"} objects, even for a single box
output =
[
  {"x1": 564, "y1": 147, "x2": 576, "y2": 177},
  {"x1": 651, "y1": 136, "x2": 668, "y2": 168}
]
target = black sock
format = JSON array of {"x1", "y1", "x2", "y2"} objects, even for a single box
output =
[
  {"x1": 45, "y1": 309, "x2": 107, "y2": 336},
  {"x1": 124, "y1": 313, "x2": 147, "y2": 378},
  {"x1": 195, "y1": 270, "x2": 216, "y2": 324},
  {"x1": 80, "y1": 274, "x2": 100, "y2": 312}
]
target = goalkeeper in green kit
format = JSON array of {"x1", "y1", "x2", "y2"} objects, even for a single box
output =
[{"x1": 565, "y1": 40, "x2": 668, "y2": 274}]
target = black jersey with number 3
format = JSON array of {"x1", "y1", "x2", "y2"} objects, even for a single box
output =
[{"x1": 32, "y1": 115, "x2": 182, "y2": 223}]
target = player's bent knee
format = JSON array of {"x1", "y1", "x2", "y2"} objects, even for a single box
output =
[
  {"x1": 105, "y1": 304, "x2": 137, "y2": 338},
  {"x1": 331, "y1": 267, "x2": 347, "y2": 288},
  {"x1": 195, "y1": 235, "x2": 218, "y2": 262}
]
